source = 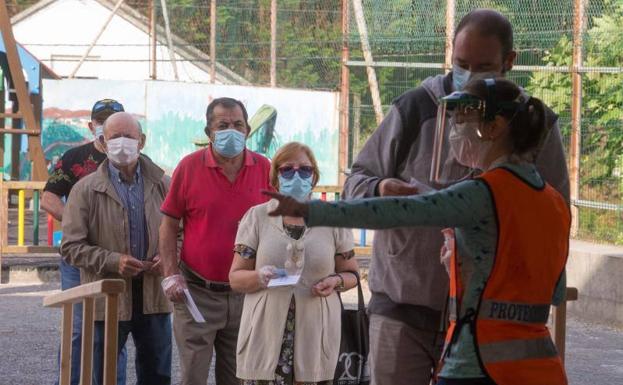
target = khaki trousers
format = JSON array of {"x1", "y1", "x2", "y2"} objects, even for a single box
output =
[
  {"x1": 369, "y1": 314, "x2": 445, "y2": 385},
  {"x1": 173, "y1": 281, "x2": 243, "y2": 385}
]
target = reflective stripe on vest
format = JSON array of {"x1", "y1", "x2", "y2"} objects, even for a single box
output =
[
  {"x1": 448, "y1": 296, "x2": 457, "y2": 321},
  {"x1": 479, "y1": 336, "x2": 559, "y2": 364}
]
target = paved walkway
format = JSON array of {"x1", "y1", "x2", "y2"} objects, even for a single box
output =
[{"x1": 1, "y1": 281, "x2": 622, "y2": 385}]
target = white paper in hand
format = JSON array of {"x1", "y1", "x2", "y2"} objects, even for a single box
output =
[
  {"x1": 268, "y1": 274, "x2": 301, "y2": 288},
  {"x1": 183, "y1": 289, "x2": 206, "y2": 323}
]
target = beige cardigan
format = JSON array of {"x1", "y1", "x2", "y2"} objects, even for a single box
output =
[{"x1": 235, "y1": 199, "x2": 354, "y2": 382}]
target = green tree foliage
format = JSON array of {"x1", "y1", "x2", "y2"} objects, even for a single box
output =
[{"x1": 527, "y1": 0, "x2": 623, "y2": 184}]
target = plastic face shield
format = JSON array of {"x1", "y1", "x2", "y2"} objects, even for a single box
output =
[{"x1": 430, "y1": 91, "x2": 485, "y2": 186}]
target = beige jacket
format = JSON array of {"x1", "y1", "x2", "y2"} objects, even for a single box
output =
[
  {"x1": 61, "y1": 156, "x2": 172, "y2": 321},
  {"x1": 234, "y1": 200, "x2": 354, "y2": 382}
]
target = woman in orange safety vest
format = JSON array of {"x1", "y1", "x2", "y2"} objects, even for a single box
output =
[{"x1": 264, "y1": 77, "x2": 570, "y2": 385}]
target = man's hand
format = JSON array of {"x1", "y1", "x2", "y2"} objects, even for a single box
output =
[
  {"x1": 161, "y1": 274, "x2": 188, "y2": 303},
  {"x1": 378, "y1": 178, "x2": 419, "y2": 196},
  {"x1": 118, "y1": 255, "x2": 145, "y2": 277},
  {"x1": 146, "y1": 254, "x2": 164, "y2": 276}
]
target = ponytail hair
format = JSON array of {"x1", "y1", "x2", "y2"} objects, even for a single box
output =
[
  {"x1": 509, "y1": 96, "x2": 547, "y2": 154},
  {"x1": 463, "y1": 78, "x2": 548, "y2": 156}
]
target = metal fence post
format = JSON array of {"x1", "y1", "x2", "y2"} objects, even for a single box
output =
[{"x1": 569, "y1": 0, "x2": 586, "y2": 237}]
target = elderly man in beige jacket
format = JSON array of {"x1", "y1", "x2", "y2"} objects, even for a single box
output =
[{"x1": 61, "y1": 112, "x2": 172, "y2": 385}]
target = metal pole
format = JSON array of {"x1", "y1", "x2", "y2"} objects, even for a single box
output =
[
  {"x1": 444, "y1": 0, "x2": 455, "y2": 72},
  {"x1": 351, "y1": 0, "x2": 383, "y2": 125},
  {"x1": 270, "y1": 0, "x2": 277, "y2": 87},
  {"x1": 69, "y1": 0, "x2": 125, "y2": 78},
  {"x1": 210, "y1": 0, "x2": 217, "y2": 84},
  {"x1": 339, "y1": 0, "x2": 350, "y2": 186},
  {"x1": 569, "y1": 0, "x2": 586, "y2": 237},
  {"x1": 160, "y1": 0, "x2": 179, "y2": 81},
  {"x1": 149, "y1": 0, "x2": 157, "y2": 79}
]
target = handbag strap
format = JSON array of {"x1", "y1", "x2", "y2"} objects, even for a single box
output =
[{"x1": 341, "y1": 270, "x2": 365, "y2": 312}]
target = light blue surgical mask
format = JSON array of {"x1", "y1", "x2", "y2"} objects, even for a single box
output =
[
  {"x1": 452, "y1": 65, "x2": 471, "y2": 91},
  {"x1": 213, "y1": 129, "x2": 246, "y2": 158},
  {"x1": 279, "y1": 173, "x2": 313, "y2": 202},
  {"x1": 94, "y1": 125, "x2": 104, "y2": 140},
  {"x1": 452, "y1": 64, "x2": 500, "y2": 91}
]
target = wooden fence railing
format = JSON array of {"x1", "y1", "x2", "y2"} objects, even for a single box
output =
[{"x1": 43, "y1": 279, "x2": 125, "y2": 385}]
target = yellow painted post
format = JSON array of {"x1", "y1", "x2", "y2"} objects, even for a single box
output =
[{"x1": 18, "y1": 189, "x2": 25, "y2": 246}]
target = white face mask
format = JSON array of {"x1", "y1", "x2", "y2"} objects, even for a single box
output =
[
  {"x1": 105, "y1": 137, "x2": 140, "y2": 166},
  {"x1": 448, "y1": 121, "x2": 494, "y2": 170}
]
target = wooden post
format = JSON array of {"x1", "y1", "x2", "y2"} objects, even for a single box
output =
[
  {"x1": 149, "y1": 0, "x2": 157, "y2": 80},
  {"x1": 444, "y1": 0, "x2": 455, "y2": 72},
  {"x1": 339, "y1": 0, "x2": 350, "y2": 186},
  {"x1": 10, "y1": 93, "x2": 20, "y2": 180},
  {"x1": 552, "y1": 287, "x2": 579, "y2": 365},
  {"x1": 569, "y1": 0, "x2": 586, "y2": 236},
  {"x1": 160, "y1": 0, "x2": 179, "y2": 81},
  {"x1": 69, "y1": 0, "x2": 126, "y2": 78},
  {"x1": 80, "y1": 298, "x2": 95, "y2": 385},
  {"x1": 60, "y1": 303, "x2": 74, "y2": 385},
  {"x1": 270, "y1": 0, "x2": 277, "y2": 87},
  {"x1": 352, "y1": 93, "x2": 361, "y2": 159},
  {"x1": 210, "y1": 0, "x2": 217, "y2": 84},
  {"x1": 351, "y1": 0, "x2": 383, "y2": 125},
  {"x1": 103, "y1": 294, "x2": 119, "y2": 385}
]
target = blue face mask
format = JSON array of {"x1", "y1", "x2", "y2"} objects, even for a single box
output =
[
  {"x1": 452, "y1": 64, "x2": 501, "y2": 91},
  {"x1": 279, "y1": 173, "x2": 313, "y2": 202},
  {"x1": 213, "y1": 129, "x2": 246, "y2": 158},
  {"x1": 452, "y1": 65, "x2": 471, "y2": 91}
]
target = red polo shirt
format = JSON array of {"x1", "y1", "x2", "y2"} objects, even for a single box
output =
[{"x1": 161, "y1": 146, "x2": 271, "y2": 281}]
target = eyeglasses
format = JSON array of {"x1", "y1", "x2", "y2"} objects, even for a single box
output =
[
  {"x1": 92, "y1": 99, "x2": 124, "y2": 115},
  {"x1": 278, "y1": 165, "x2": 314, "y2": 179}
]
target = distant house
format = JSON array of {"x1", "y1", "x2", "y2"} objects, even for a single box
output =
[{"x1": 11, "y1": 0, "x2": 249, "y2": 84}]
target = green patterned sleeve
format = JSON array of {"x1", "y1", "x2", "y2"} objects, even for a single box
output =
[{"x1": 306, "y1": 179, "x2": 493, "y2": 230}]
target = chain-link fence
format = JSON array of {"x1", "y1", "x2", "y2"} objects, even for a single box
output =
[
  {"x1": 6, "y1": 0, "x2": 622, "y2": 244},
  {"x1": 347, "y1": 0, "x2": 622, "y2": 245}
]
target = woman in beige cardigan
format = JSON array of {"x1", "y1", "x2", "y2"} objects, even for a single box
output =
[{"x1": 230, "y1": 142, "x2": 360, "y2": 385}]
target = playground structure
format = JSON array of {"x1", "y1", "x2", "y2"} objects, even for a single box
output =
[{"x1": 0, "y1": 0, "x2": 60, "y2": 256}]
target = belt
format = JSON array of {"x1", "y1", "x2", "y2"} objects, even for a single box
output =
[
  {"x1": 200, "y1": 281, "x2": 231, "y2": 292},
  {"x1": 179, "y1": 261, "x2": 232, "y2": 292}
]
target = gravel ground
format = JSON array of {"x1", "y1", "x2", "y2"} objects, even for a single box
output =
[{"x1": 1, "y1": 281, "x2": 621, "y2": 385}]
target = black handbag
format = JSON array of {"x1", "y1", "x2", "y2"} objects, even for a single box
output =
[{"x1": 334, "y1": 271, "x2": 370, "y2": 385}]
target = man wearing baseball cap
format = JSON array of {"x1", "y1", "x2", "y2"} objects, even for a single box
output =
[{"x1": 42, "y1": 98, "x2": 128, "y2": 385}]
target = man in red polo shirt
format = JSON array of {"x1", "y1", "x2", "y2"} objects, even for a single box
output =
[{"x1": 159, "y1": 97, "x2": 272, "y2": 385}]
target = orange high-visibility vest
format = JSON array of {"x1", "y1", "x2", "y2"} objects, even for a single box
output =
[{"x1": 443, "y1": 167, "x2": 571, "y2": 385}]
